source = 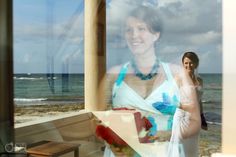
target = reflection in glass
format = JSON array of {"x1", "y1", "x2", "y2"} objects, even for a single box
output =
[
  {"x1": 105, "y1": 0, "x2": 222, "y2": 156},
  {"x1": 13, "y1": 0, "x2": 84, "y2": 125}
]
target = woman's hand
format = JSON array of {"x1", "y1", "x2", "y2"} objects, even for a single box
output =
[
  {"x1": 110, "y1": 145, "x2": 126, "y2": 157},
  {"x1": 92, "y1": 116, "x2": 102, "y2": 125},
  {"x1": 149, "y1": 130, "x2": 172, "y2": 142},
  {"x1": 110, "y1": 145, "x2": 134, "y2": 157}
]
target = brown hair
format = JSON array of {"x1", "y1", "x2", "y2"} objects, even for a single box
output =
[
  {"x1": 182, "y1": 52, "x2": 199, "y2": 67},
  {"x1": 128, "y1": 6, "x2": 162, "y2": 33}
]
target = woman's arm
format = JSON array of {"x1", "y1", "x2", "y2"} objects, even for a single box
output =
[
  {"x1": 197, "y1": 76, "x2": 204, "y2": 113},
  {"x1": 98, "y1": 66, "x2": 121, "y2": 110},
  {"x1": 179, "y1": 101, "x2": 201, "y2": 139},
  {"x1": 175, "y1": 68, "x2": 201, "y2": 139},
  {"x1": 98, "y1": 66, "x2": 136, "y2": 156}
]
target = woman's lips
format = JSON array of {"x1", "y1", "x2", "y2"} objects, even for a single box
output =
[{"x1": 130, "y1": 41, "x2": 142, "y2": 46}]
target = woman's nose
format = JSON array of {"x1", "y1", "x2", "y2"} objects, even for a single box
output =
[
  {"x1": 185, "y1": 63, "x2": 190, "y2": 68},
  {"x1": 131, "y1": 29, "x2": 139, "y2": 38}
]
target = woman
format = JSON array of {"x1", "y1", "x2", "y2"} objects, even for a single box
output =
[
  {"x1": 102, "y1": 6, "x2": 201, "y2": 157},
  {"x1": 182, "y1": 52, "x2": 208, "y2": 130}
]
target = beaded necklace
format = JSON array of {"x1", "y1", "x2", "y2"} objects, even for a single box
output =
[{"x1": 131, "y1": 59, "x2": 159, "y2": 80}]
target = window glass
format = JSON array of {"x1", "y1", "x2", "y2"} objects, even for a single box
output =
[
  {"x1": 105, "y1": 0, "x2": 222, "y2": 156},
  {"x1": 13, "y1": 0, "x2": 84, "y2": 124}
]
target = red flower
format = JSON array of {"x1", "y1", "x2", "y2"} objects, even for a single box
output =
[
  {"x1": 112, "y1": 107, "x2": 135, "y2": 111},
  {"x1": 96, "y1": 125, "x2": 128, "y2": 146},
  {"x1": 134, "y1": 112, "x2": 152, "y2": 131},
  {"x1": 143, "y1": 117, "x2": 152, "y2": 131},
  {"x1": 95, "y1": 108, "x2": 153, "y2": 146},
  {"x1": 134, "y1": 112, "x2": 153, "y2": 143}
]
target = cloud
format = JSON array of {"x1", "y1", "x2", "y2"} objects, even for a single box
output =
[
  {"x1": 189, "y1": 31, "x2": 222, "y2": 45},
  {"x1": 14, "y1": 0, "x2": 221, "y2": 73},
  {"x1": 14, "y1": 20, "x2": 83, "y2": 69},
  {"x1": 61, "y1": 49, "x2": 82, "y2": 62},
  {"x1": 217, "y1": 44, "x2": 222, "y2": 54},
  {"x1": 158, "y1": 0, "x2": 185, "y2": 7},
  {"x1": 159, "y1": 0, "x2": 222, "y2": 33},
  {"x1": 23, "y1": 53, "x2": 30, "y2": 63},
  {"x1": 200, "y1": 50, "x2": 222, "y2": 73},
  {"x1": 106, "y1": 0, "x2": 222, "y2": 73},
  {"x1": 14, "y1": 12, "x2": 83, "y2": 43},
  {"x1": 108, "y1": 0, "x2": 132, "y2": 21},
  {"x1": 159, "y1": 45, "x2": 180, "y2": 55}
]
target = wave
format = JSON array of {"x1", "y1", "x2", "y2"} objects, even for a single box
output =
[
  {"x1": 204, "y1": 87, "x2": 222, "y2": 90},
  {"x1": 47, "y1": 77, "x2": 57, "y2": 80},
  {"x1": 14, "y1": 98, "x2": 48, "y2": 102},
  {"x1": 204, "y1": 84, "x2": 222, "y2": 90},
  {"x1": 206, "y1": 121, "x2": 221, "y2": 125},
  {"x1": 202, "y1": 100, "x2": 221, "y2": 104},
  {"x1": 14, "y1": 97, "x2": 83, "y2": 106},
  {"x1": 14, "y1": 77, "x2": 45, "y2": 80},
  {"x1": 205, "y1": 112, "x2": 221, "y2": 124},
  {"x1": 14, "y1": 76, "x2": 58, "y2": 80}
]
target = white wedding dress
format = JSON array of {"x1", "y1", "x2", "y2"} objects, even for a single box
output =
[{"x1": 103, "y1": 62, "x2": 199, "y2": 157}]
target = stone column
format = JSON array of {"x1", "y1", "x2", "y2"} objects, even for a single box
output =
[{"x1": 84, "y1": 0, "x2": 106, "y2": 111}]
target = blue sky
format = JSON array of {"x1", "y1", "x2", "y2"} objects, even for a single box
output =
[
  {"x1": 14, "y1": 0, "x2": 84, "y2": 73},
  {"x1": 13, "y1": 0, "x2": 222, "y2": 73}
]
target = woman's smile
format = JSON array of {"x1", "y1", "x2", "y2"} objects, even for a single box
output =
[{"x1": 125, "y1": 17, "x2": 159, "y2": 55}]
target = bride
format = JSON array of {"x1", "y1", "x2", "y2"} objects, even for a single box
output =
[{"x1": 101, "y1": 5, "x2": 201, "y2": 157}]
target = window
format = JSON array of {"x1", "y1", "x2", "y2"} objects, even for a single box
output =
[
  {"x1": 13, "y1": 0, "x2": 85, "y2": 125},
  {"x1": 106, "y1": 0, "x2": 222, "y2": 156}
]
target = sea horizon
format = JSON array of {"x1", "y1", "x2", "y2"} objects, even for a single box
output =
[
  {"x1": 13, "y1": 73, "x2": 222, "y2": 124},
  {"x1": 13, "y1": 73, "x2": 222, "y2": 102}
]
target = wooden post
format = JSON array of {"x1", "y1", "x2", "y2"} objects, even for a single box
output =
[
  {"x1": 84, "y1": 0, "x2": 106, "y2": 111},
  {"x1": 0, "y1": 0, "x2": 14, "y2": 152}
]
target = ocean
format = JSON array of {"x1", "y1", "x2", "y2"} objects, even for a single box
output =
[
  {"x1": 14, "y1": 73, "x2": 222, "y2": 123},
  {"x1": 14, "y1": 73, "x2": 85, "y2": 106},
  {"x1": 200, "y1": 74, "x2": 222, "y2": 124}
]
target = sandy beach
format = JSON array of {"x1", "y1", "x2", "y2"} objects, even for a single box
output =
[
  {"x1": 199, "y1": 124, "x2": 221, "y2": 156},
  {"x1": 14, "y1": 103, "x2": 84, "y2": 124},
  {"x1": 15, "y1": 104, "x2": 221, "y2": 157}
]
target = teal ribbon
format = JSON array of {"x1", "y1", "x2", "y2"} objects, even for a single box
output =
[
  {"x1": 147, "y1": 116, "x2": 158, "y2": 136},
  {"x1": 152, "y1": 93, "x2": 178, "y2": 115}
]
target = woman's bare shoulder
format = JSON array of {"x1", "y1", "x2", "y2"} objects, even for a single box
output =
[
  {"x1": 106, "y1": 65, "x2": 125, "y2": 82},
  {"x1": 164, "y1": 62, "x2": 184, "y2": 78},
  {"x1": 166, "y1": 62, "x2": 193, "y2": 86},
  {"x1": 107, "y1": 65, "x2": 123, "y2": 74},
  {"x1": 167, "y1": 62, "x2": 182, "y2": 71}
]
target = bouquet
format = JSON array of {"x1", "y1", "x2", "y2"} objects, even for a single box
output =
[
  {"x1": 133, "y1": 111, "x2": 153, "y2": 143},
  {"x1": 95, "y1": 108, "x2": 153, "y2": 156}
]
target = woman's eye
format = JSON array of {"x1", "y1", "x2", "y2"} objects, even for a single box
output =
[
  {"x1": 125, "y1": 28, "x2": 132, "y2": 33},
  {"x1": 138, "y1": 27, "x2": 146, "y2": 31}
]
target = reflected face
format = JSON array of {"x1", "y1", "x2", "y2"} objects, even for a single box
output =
[
  {"x1": 183, "y1": 57, "x2": 197, "y2": 74},
  {"x1": 125, "y1": 17, "x2": 159, "y2": 55}
]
